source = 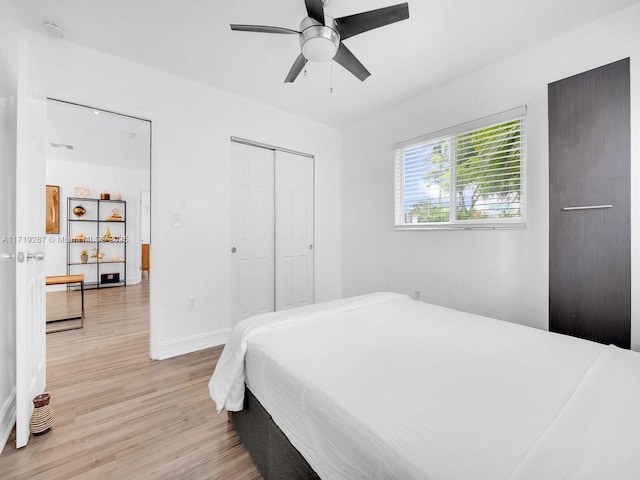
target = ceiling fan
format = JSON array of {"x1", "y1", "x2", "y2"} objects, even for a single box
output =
[{"x1": 230, "y1": 0, "x2": 410, "y2": 83}]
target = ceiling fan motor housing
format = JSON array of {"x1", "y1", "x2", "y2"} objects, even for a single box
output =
[{"x1": 299, "y1": 16, "x2": 340, "y2": 63}]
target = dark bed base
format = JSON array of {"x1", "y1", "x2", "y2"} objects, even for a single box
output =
[{"x1": 229, "y1": 387, "x2": 320, "y2": 480}]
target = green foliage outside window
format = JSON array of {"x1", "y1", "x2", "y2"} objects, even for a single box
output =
[{"x1": 404, "y1": 118, "x2": 523, "y2": 224}]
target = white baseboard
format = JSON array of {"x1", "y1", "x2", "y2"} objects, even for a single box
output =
[
  {"x1": 0, "y1": 388, "x2": 16, "y2": 455},
  {"x1": 157, "y1": 329, "x2": 231, "y2": 360}
]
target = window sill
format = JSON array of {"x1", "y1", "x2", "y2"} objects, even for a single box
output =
[{"x1": 395, "y1": 222, "x2": 526, "y2": 231}]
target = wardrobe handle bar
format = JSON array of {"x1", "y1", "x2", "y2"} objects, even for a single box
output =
[{"x1": 562, "y1": 205, "x2": 612, "y2": 211}]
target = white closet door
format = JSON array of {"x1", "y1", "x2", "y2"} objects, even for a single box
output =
[
  {"x1": 230, "y1": 142, "x2": 275, "y2": 326},
  {"x1": 275, "y1": 151, "x2": 314, "y2": 310}
]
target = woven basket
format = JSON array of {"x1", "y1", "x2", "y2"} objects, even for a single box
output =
[{"x1": 29, "y1": 393, "x2": 54, "y2": 436}]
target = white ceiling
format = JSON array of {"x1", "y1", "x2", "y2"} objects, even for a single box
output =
[
  {"x1": 46, "y1": 100, "x2": 151, "y2": 171},
  {"x1": 17, "y1": 0, "x2": 640, "y2": 128}
]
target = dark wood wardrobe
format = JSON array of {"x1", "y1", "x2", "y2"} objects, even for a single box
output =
[{"x1": 548, "y1": 58, "x2": 631, "y2": 349}]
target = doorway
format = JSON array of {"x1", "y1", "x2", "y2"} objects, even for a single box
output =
[
  {"x1": 44, "y1": 99, "x2": 151, "y2": 338},
  {"x1": 230, "y1": 139, "x2": 314, "y2": 325}
]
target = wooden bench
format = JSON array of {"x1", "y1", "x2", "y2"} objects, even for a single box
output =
[{"x1": 46, "y1": 274, "x2": 85, "y2": 333}]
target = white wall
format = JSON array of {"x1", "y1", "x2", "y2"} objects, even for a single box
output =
[
  {"x1": 341, "y1": 4, "x2": 640, "y2": 351},
  {"x1": 45, "y1": 158, "x2": 150, "y2": 289},
  {"x1": 23, "y1": 30, "x2": 342, "y2": 359},
  {"x1": 0, "y1": 0, "x2": 19, "y2": 453},
  {"x1": 140, "y1": 191, "x2": 150, "y2": 244}
]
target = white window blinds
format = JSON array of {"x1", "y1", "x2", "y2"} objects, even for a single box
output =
[{"x1": 394, "y1": 106, "x2": 527, "y2": 229}]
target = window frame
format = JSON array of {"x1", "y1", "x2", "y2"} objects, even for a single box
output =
[{"x1": 394, "y1": 106, "x2": 527, "y2": 231}]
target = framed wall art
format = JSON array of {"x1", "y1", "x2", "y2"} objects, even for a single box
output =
[{"x1": 46, "y1": 184, "x2": 60, "y2": 234}]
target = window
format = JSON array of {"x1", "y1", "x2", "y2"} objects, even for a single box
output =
[{"x1": 394, "y1": 107, "x2": 526, "y2": 229}]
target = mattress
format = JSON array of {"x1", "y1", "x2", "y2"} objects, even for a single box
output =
[{"x1": 209, "y1": 293, "x2": 640, "y2": 480}]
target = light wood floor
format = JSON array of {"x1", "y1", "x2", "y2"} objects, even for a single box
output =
[{"x1": 0, "y1": 281, "x2": 262, "y2": 480}]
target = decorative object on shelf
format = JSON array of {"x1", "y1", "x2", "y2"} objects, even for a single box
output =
[
  {"x1": 100, "y1": 191, "x2": 110, "y2": 200},
  {"x1": 111, "y1": 255, "x2": 123, "y2": 262},
  {"x1": 74, "y1": 187, "x2": 90, "y2": 198},
  {"x1": 113, "y1": 192, "x2": 122, "y2": 201},
  {"x1": 80, "y1": 250, "x2": 89, "y2": 264},
  {"x1": 106, "y1": 208, "x2": 123, "y2": 221},
  {"x1": 71, "y1": 233, "x2": 86, "y2": 242},
  {"x1": 90, "y1": 248, "x2": 105, "y2": 262},
  {"x1": 101, "y1": 272, "x2": 120, "y2": 284},
  {"x1": 101, "y1": 227, "x2": 113, "y2": 242},
  {"x1": 45, "y1": 185, "x2": 60, "y2": 234},
  {"x1": 73, "y1": 205, "x2": 86, "y2": 218},
  {"x1": 29, "y1": 393, "x2": 54, "y2": 436}
]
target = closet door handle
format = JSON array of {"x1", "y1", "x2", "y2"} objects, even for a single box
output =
[{"x1": 562, "y1": 204, "x2": 612, "y2": 211}]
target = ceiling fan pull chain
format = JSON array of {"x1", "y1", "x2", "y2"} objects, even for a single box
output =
[
  {"x1": 330, "y1": 61, "x2": 334, "y2": 94},
  {"x1": 304, "y1": 58, "x2": 308, "y2": 77}
]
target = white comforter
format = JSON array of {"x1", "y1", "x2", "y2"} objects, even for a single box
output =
[
  {"x1": 209, "y1": 293, "x2": 640, "y2": 480},
  {"x1": 209, "y1": 292, "x2": 408, "y2": 412}
]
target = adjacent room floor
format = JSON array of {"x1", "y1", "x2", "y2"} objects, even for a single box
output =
[{"x1": 0, "y1": 281, "x2": 261, "y2": 480}]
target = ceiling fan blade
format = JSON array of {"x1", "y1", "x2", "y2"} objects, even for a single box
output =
[
  {"x1": 284, "y1": 54, "x2": 307, "y2": 83},
  {"x1": 333, "y1": 43, "x2": 371, "y2": 81},
  {"x1": 335, "y1": 3, "x2": 409, "y2": 40},
  {"x1": 230, "y1": 24, "x2": 300, "y2": 35},
  {"x1": 304, "y1": 0, "x2": 325, "y2": 24}
]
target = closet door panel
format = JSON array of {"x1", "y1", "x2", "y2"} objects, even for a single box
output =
[
  {"x1": 230, "y1": 142, "x2": 275, "y2": 326},
  {"x1": 275, "y1": 151, "x2": 314, "y2": 311},
  {"x1": 548, "y1": 58, "x2": 630, "y2": 348}
]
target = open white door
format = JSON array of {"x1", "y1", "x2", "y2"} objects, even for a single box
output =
[
  {"x1": 0, "y1": 0, "x2": 19, "y2": 454},
  {"x1": 14, "y1": 41, "x2": 47, "y2": 448}
]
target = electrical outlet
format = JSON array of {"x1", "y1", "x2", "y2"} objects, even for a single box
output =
[
  {"x1": 188, "y1": 296, "x2": 196, "y2": 310},
  {"x1": 414, "y1": 290, "x2": 421, "y2": 301}
]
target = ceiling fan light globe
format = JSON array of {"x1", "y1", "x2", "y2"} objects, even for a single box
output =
[
  {"x1": 302, "y1": 37, "x2": 338, "y2": 62},
  {"x1": 299, "y1": 22, "x2": 340, "y2": 63}
]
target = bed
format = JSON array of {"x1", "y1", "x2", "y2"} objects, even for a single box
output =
[{"x1": 209, "y1": 292, "x2": 640, "y2": 479}]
